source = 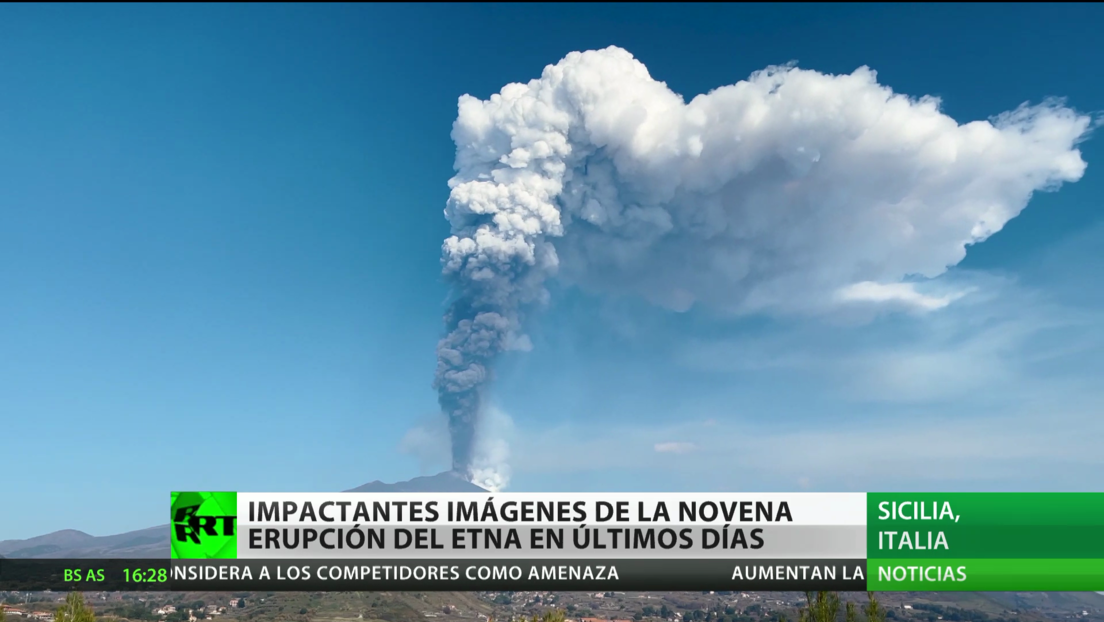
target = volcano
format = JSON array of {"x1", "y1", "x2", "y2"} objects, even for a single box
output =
[{"x1": 346, "y1": 469, "x2": 487, "y2": 492}]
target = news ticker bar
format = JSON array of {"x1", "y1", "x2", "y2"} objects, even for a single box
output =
[
  {"x1": 5, "y1": 558, "x2": 1104, "y2": 592},
  {"x1": 0, "y1": 558, "x2": 855, "y2": 592}
]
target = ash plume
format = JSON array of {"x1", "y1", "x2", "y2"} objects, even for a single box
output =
[{"x1": 435, "y1": 46, "x2": 1091, "y2": 480}]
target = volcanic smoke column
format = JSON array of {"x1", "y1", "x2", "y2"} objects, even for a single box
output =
[
  {"x1": 433, "y1": 46, "x2": 1090, "y2": 480},
  {"x1": 433, "y1": 131, "x2": 568, "y2": 476}
]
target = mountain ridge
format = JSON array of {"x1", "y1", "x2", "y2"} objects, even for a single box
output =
[{"x1": 0, "y1": 471, "x2": 485, "y2": 559}]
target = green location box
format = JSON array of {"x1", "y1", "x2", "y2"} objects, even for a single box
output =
[
  {"x1": 170, "y1": 491, "x2": 238, "y2": 559},
  {"x1": 867, "y1": 492, "x2": 1104, "y2": 526},
  {"x1": 866, "y1": 493, "x2": 1104, "y2": 590},
  {"x1": 868, "y1": 558, "x2": 1104, "y2": 591},
  {"x1": 868, "y1": 525, "x2": 1104, "y2": 559},
  {"x1": 867, "y1": 493, "x2": 1104, "y2": 560}
]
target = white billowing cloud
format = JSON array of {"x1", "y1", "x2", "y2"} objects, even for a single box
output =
[
  {"x1": 835, "y1": 281, "x2": 969, "y2": 311},
  {"x1": 435, "y1": 47, "x2": 1092, "y2": 481},
  {"x1": 447, "y1": 46, "x2": 1091, "y2": 318},
  {"x1": 468, "y1": 405, "x2": 516, "y2": 492},
  {"x1": 399, "y1": 406, "x2": 516, "y2": 491},
  {"x1": 654, "y1": 441, "x2": 696, "y2": 454}
]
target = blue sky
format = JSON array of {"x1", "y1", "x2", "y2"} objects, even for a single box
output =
[{"x1": 1, "y1": 3, "x2": 1102, "y2": 540}]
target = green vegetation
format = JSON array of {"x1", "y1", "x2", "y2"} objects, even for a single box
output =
[
  {"x1": 527, "y1": 611, "x2": 567, "y2": 622},
  {"x1": 55, "y1": 593, "x2": 96, "y2": 622},
  {"x1": 106, "y1": 601, "x2": 158, "y2": 621},
  {"x1": 800, "y1": 592, "x2": 840, "y2": 622},
  {"x1": 42, "y1": 588, "x2": 1103, "y2": 622},
  {"x1": 794, "y1": 593, "x2": 887, "y2": 622},
  {"x1": 864, "y1": 594, "x2": 886, "y2": 622}
]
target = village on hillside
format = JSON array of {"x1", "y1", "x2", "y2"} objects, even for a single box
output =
[{"x1": 3, "y1": 589, "x2": 1102, "y2": 622}]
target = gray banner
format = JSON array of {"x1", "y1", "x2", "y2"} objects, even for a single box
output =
[{"x1": 238, "y1": 524, "x2": 866, "y2": 559}]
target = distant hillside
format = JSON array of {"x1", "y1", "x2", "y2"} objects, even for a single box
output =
[
  {"x1": 345, "y1": 470, "x2": 487, "y2": 492},
  {"x1": 1, "y1": 471, "x2": 485, "y2": 559},
  {"x1": 0, "y1": 525, "x2": 169, "y2": 559}
]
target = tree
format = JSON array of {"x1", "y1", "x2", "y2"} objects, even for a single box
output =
[
  {"x1": 800, "y1": 592, "x2": 840, "y2": 622},
  {"x1": 529, "y1": 611, "x2": 567, "y2": 622},
  {"x1": 55, "y1": 593, "x2": 96, "y2": 622},
  {"x1": 2, "y1": 605, "x2": 7, "y2": 622},
  {"x1": 792, "y1": 592, "x2": 885, "y2": 622},
  {"x1": 864, "y1": 594, "x2": 885, "y2": 622}
]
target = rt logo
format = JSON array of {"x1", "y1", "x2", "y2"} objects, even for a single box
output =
[
  {"x1": 173, "y1": 504, "x2": 236, "y2": 544},
  {"x1": 170, "y1": 491, "x2": 238, "y2": 559}
]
